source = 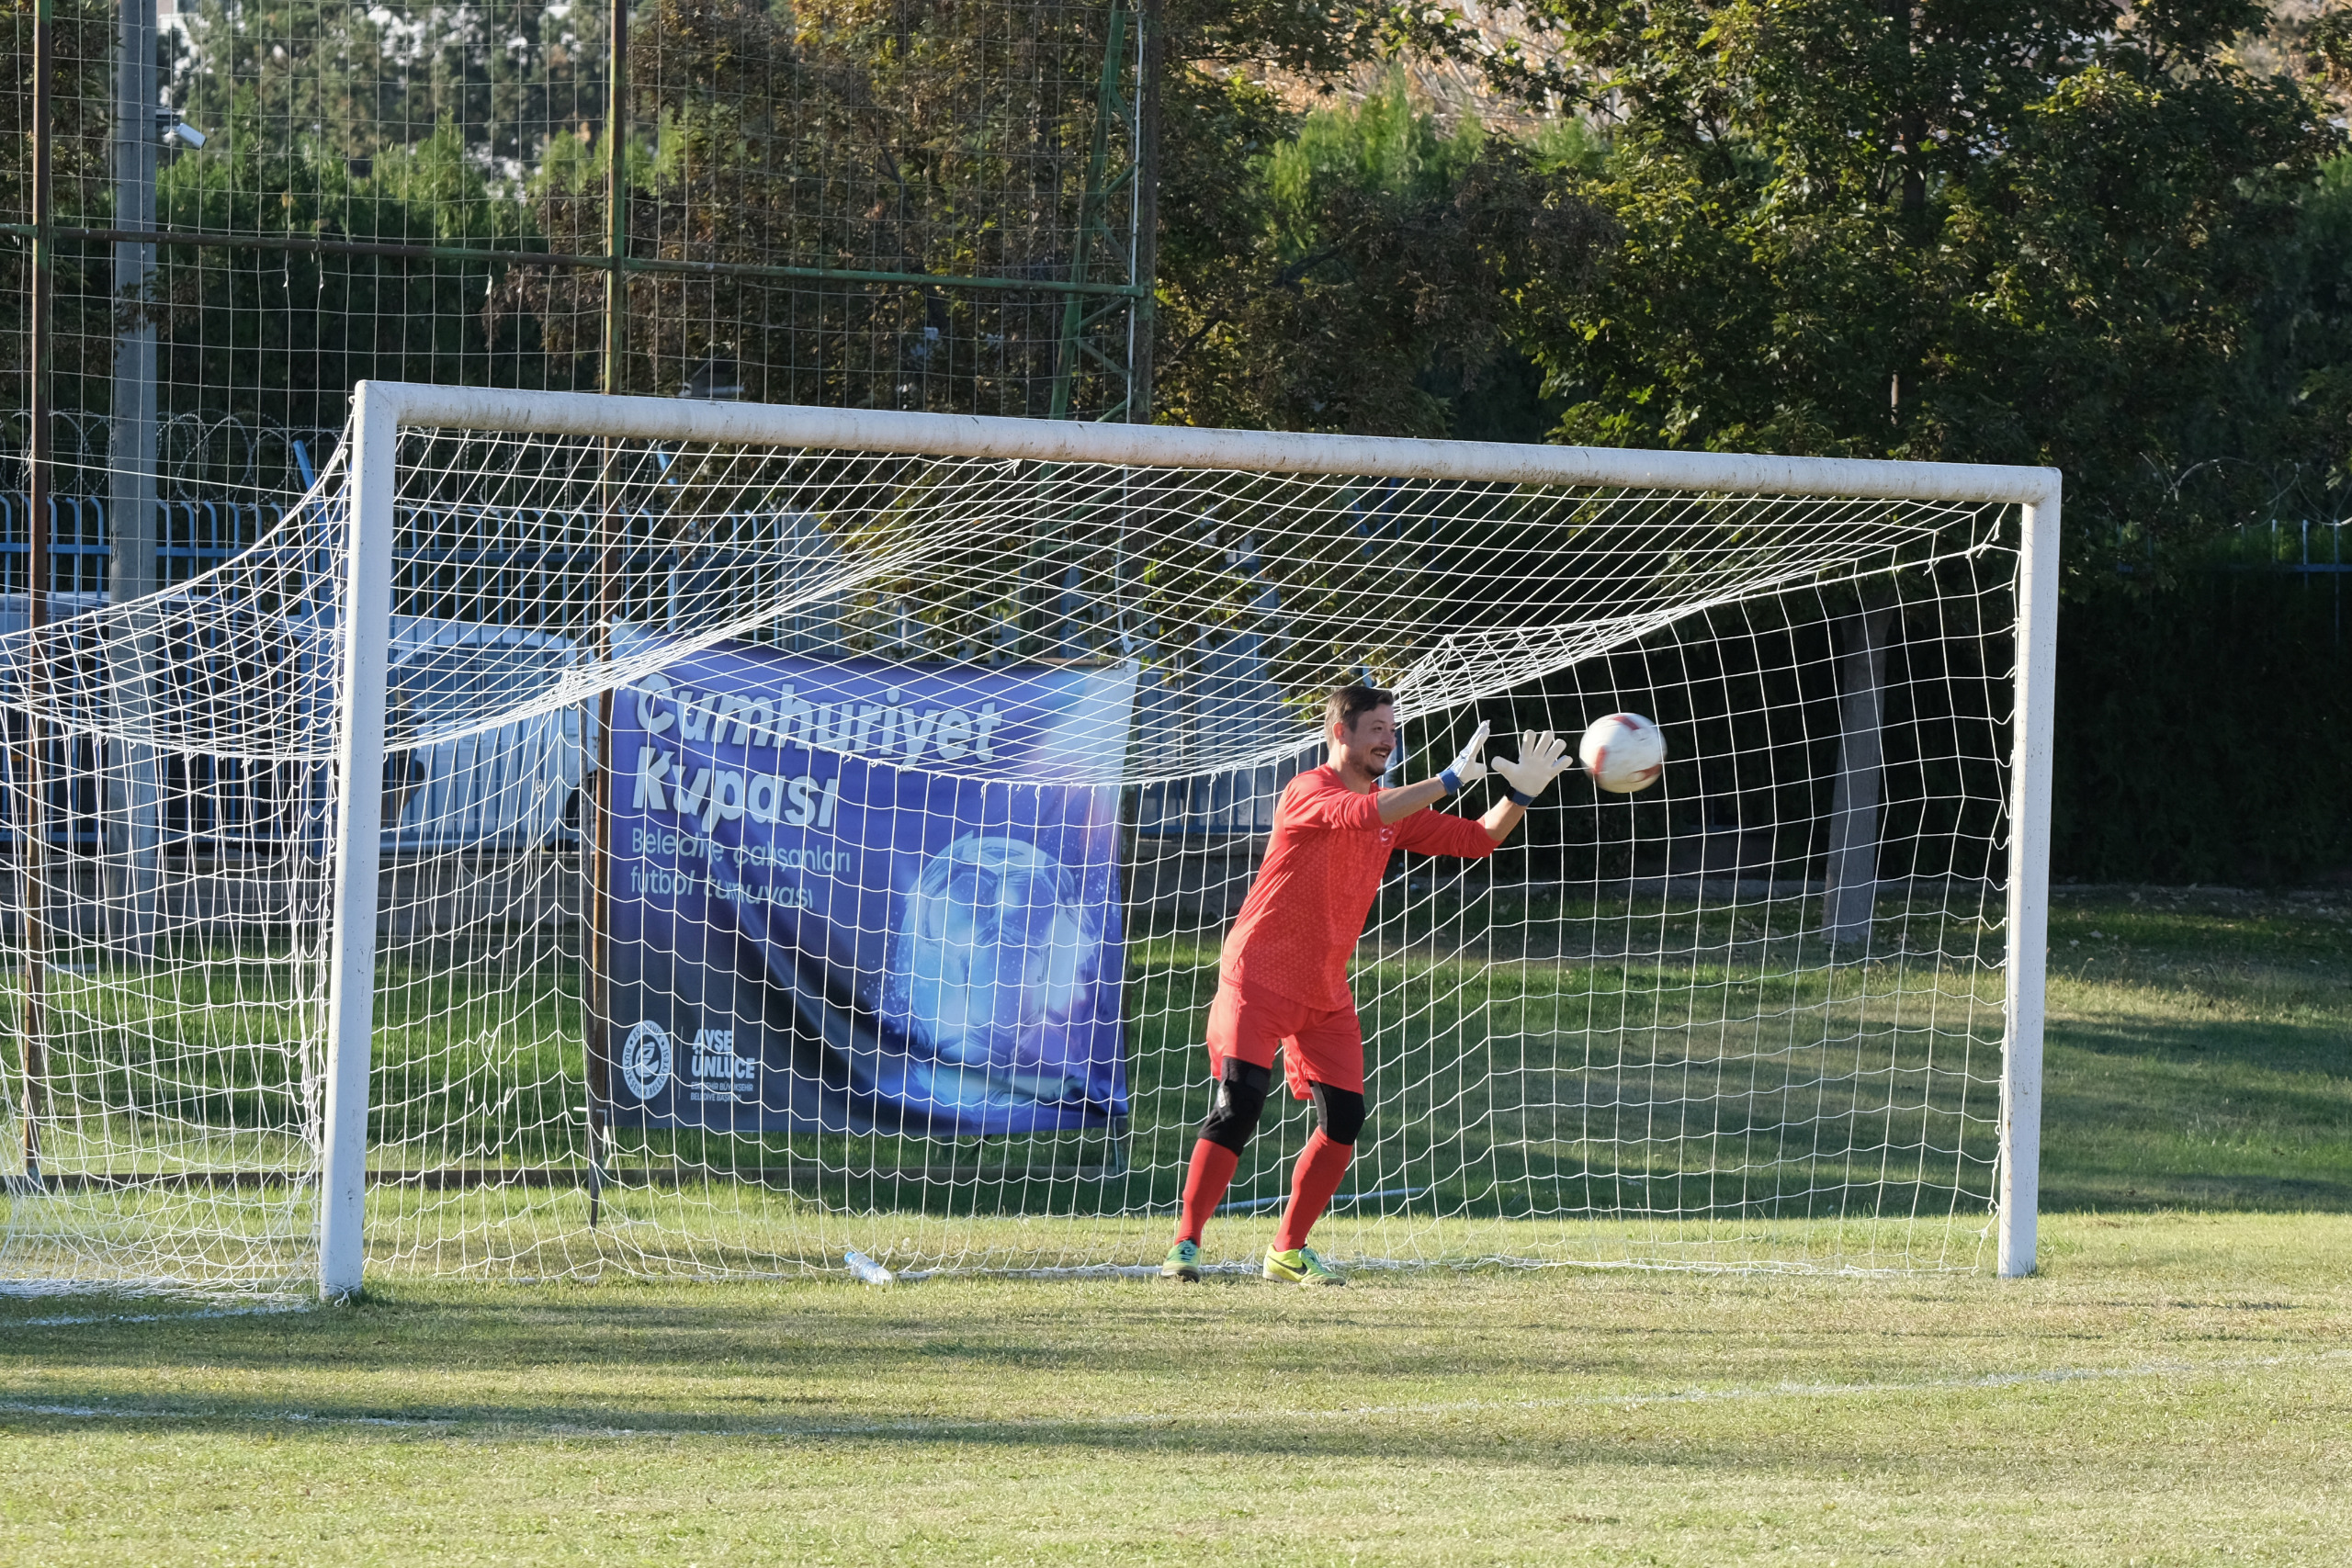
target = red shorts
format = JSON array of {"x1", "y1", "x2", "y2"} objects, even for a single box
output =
[{"x1": 1204, "y1": 981, "x2": 1364, "y2": 1100}]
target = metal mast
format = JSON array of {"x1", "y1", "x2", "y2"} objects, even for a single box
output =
[{"x1": 1050, "y1": 0, "x2": 1150, "y2": 423}]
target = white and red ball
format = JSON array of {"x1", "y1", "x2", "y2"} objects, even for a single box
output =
[{"x1": 1577, "y1": 712, "x2": 1666, "y2": 794}]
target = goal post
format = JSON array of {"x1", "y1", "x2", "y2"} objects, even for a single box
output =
[
  {"x1": 1998, "y1": 492, "x2": 2061, "y2": 1280},
  {"x1": 318, "y1": 385, "x2": 402, "y2": 1300},
  {"x1": 317, "y1": 383, "x2": 2063, "y2": 1293},
  {"x1": 2, "y1": 379, "x2": 2060, "y2": 1297}
]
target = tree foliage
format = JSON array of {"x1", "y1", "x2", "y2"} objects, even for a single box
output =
[
  {"x1": 168, "y1": 0, "x2": 602, "y2": 170},
  {"x1": 153, "y1": 123, "x2": 543, "y2": 434},
  {"x1": 513, "y1": 0, "x2": 1128, "y2": 411},
  {"x1": 1153, "y1": 73, "x2": 1607, "y2": 434},
  {"x1": 1493, "y1": 0, "x2": 2341, "y2": 571},
  {"x1": 2, "y1": 0, "x2": 117, "y2": 423}
]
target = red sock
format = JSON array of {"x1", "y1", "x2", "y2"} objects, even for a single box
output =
[
  {"x1": 1177, "y1": 1139, "x2": 1240, "y2": 1245},
  {"x1": 1275, "y1": 1132, "x2": 1353, "y2": 1252}
]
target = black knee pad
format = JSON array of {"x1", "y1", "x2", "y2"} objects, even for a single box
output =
[
  {"x1": 1199, "y1": 1059, "x2": 1272, "y2": 1155},
  {"x1": 1309, "y1": 1082, "x2": 1367, "y2": 1147}
]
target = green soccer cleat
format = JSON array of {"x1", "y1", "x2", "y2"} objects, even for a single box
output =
[
  {"x1": 1161, "y1": 1238, "x2": 1202, "y2": 1282},
  {"x1": 1261, "y1": 1245, "x2": 1346, "y2": 1287}
]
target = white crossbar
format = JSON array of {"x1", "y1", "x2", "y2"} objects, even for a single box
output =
[{"x1": 353, "y1": 381, "x2": 2061, "y2": 506}]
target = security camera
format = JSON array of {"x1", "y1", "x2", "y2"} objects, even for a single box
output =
[{"x1": 154, "y1": 109, "x2": 208, "y2": 149}]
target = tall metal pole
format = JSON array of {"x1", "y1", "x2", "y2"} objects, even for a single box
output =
[
  {"x1": 18, "y1": 0, "x2": 56, "y2": 1189},
  {"x1": 1998, "y1": 490, "x2": 2061, "y2": 1279},
  {"x1": 1050, "y1": 0, "x2": 1131, "y2": 422},
  {"x1": 603, "y1": 0, "x2": 628, "y2": 404},
  {"x1": 1126, "y1": 0, "x2": 1159, "y2": 425},
  {"x1": 108, "y1": 0, "x2": 164, "y2": 960},
  {"x1": 583, "y1": 0, "x2": 629, "y2": 1224}
]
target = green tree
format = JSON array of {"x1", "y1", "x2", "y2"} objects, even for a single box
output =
[
  {"x1": 153, "y1": 120, "x2": 542, "y2": 433},
  {"x1": 1495, "y1": 0, "x2": 2338, "y2": 568},
  {"x1": 168, "y1": 0, "x2": 603, "y2": 175},
  {"x1": 1153, "y1": 73, "x2": 1605, "y2": 434},
  {"x1": 3, "y1": 0, "x2": 120, "y2": 458},
  {"x1": 515, "y1": 0, "x2": 1141, "y2": 413},
  {"x1": 2281, "y1": 151, "x2": 2352, "y2": 490}
]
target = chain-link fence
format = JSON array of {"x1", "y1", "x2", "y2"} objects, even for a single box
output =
[{"x1": 5, "y1": 0, "x2": 1154, "y2": 593}]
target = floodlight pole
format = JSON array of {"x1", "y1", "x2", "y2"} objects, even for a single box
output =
[
  {"x1": 108, "y1": 0, "x2": 164, "y2": 960},
  {"x1": 602, "y1": 0, "x2": 628, "y2": 402},
  {"x1": 1127, "y1": 0, "x2": 1159, "y2": 423},
  {"x1": 17, "y1": 0, "x2": 55, "y2": 1189},
  {"x1": 1050, "y1": 0, "x2": 1136, "y2": 421},
  {"x1": 317, "y1": 386, "x2": 400, "y2": 1301},
  {"x1": 1997, "y1": 488, "x2": 2061, "y2": 1279},
  {"x1": 582, "y1": 0, "x2": 631, "y2": 1225}
]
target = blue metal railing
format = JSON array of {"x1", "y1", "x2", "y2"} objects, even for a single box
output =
[{"x1": 0, "y1": 492, "x2": 287, "y2": 594}]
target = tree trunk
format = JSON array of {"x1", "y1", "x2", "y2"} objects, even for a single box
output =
[{"x1": 1824, "y1": 607, "x2": 1894, "y2": 953}]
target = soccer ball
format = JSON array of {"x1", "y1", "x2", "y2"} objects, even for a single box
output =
[{"x1": 1577, "y1": 712, "x2": 1666, "y2": 794}]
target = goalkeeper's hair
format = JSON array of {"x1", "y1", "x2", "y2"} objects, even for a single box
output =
[{"x1": 1325, "y1": 682, "x2": 1396, "y2": 735}]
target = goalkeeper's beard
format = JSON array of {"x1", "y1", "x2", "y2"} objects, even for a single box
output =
[{"x1": 1331, "y1": 733, "x2": 1392, "y2": 788}]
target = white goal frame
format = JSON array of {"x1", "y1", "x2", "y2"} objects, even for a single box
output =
[{"x1": 319, "y1": 379, "x2": 2063, "y2": 1299}]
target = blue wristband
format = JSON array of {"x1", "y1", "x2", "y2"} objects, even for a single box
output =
[
  {"x1": 1439, "y1": 768, "x2": 1461, "y2": 795},
  {"x1": 1507, "y1": 785, "x2": 1536, "y2": 807}
]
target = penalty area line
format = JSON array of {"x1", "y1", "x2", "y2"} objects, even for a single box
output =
[{"x1": 1, "y1": 1348, "x2": 2343, "y2": 1441}]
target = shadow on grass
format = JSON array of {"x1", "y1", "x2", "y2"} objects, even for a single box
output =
[
  {"x1": 0, "y1": 1286, "x2": 1632, "y2": 1382},
  {"x1": 0, "y1": 1286, "x2": 2265, "y2": 1469},
  {"x1": 0, "y1": 1285, "x2": 1645, "y2": 1463},
  {"x1": 2041, "y1": 1006, "x2": 2352, "y2": 1212}
]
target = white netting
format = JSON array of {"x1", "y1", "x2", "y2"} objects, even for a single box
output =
[{"x1": 0, "y1": 416, "x2": 2024, "y2": 1292}]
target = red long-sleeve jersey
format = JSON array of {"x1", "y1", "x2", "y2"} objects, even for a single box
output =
[{"x1": 1216, "y1": 764, "x2": 1495, "y2": 1009}]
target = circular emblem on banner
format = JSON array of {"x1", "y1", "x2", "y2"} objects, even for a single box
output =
[{"x1": 618, "y1": 1021, "x2": 673, "y2": 1100}]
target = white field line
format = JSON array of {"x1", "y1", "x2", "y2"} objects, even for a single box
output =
[{"x1": 2, "y1": 1348, "x2": 2344, "y2": 1441}]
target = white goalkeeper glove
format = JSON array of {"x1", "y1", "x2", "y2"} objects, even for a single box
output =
[
  {"x1": 1437, "y1": 720, "x2": 1490, "y2": 795},
  {"x1": 1491, "y1": 730, "x2": 1572, "y2": 806}
]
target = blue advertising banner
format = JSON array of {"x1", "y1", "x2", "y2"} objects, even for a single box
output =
[{"x1": 605, "y1": 638, "x2": 1134, "y2": 1135}]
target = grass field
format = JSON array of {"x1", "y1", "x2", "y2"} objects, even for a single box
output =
[
  {"x1": 10, "y1": 878, "x2": 2025, "y2": 1283},
  {"x1": 2, "y1": 886, "x2": 2347, "y2": 1565}
]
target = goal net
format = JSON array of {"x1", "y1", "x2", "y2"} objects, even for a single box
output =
[{"x1": 0, "y1": 385, "x2": 2057, "y2": 1295}]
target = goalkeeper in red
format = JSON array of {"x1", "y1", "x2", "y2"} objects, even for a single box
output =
[{"x1": 1162, "y1": 684, "x2": 1573, "y2": 1286}]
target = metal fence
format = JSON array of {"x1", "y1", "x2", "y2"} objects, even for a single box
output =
[{"x1": 4, "y1": 0, "x2": 1159, "y2": 818}]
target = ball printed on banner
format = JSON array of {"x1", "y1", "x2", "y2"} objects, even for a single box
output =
[
  {"x1": 885, "y1": 834, "x2": 1102, "y2": 1071},
  {"x1": 1578, "y1": 712, "x2": 1667, "y2": 794}
]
